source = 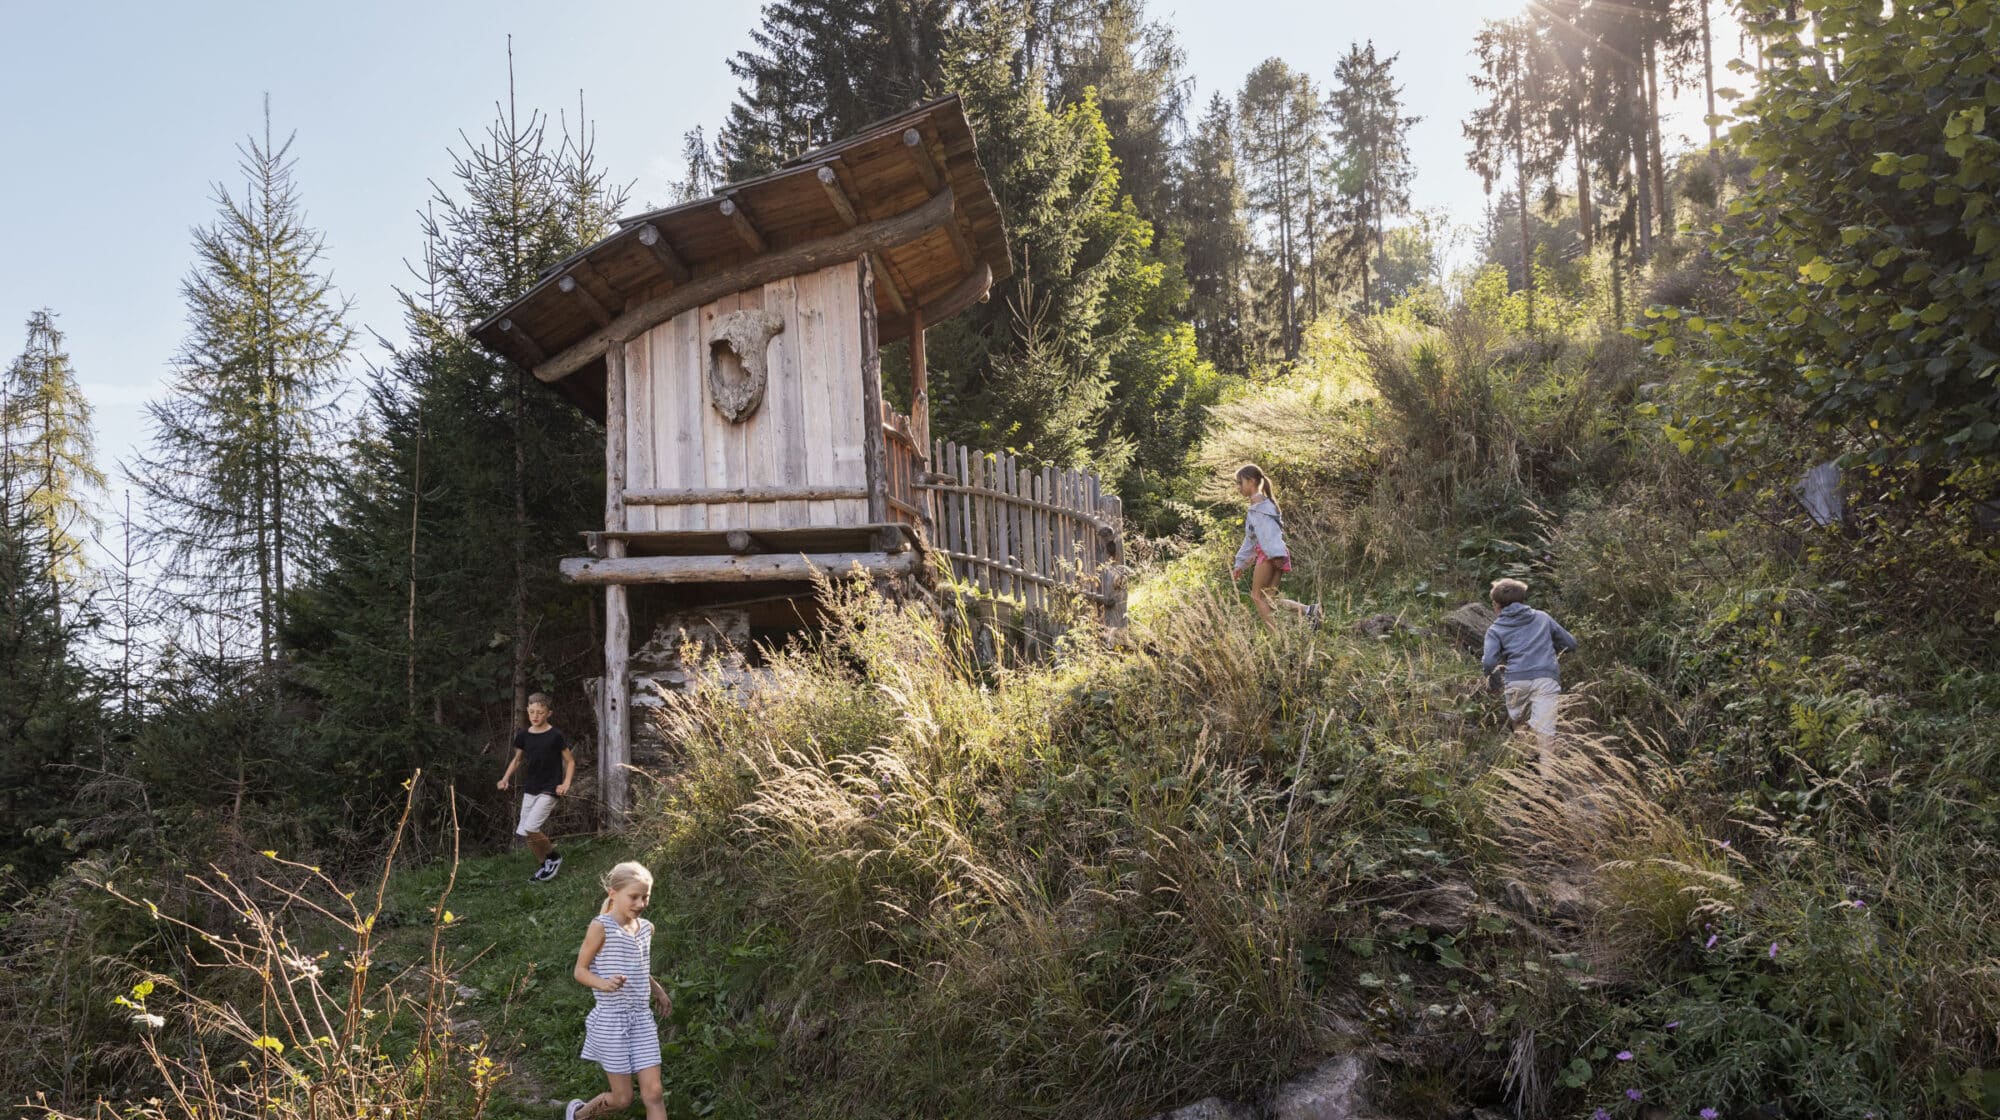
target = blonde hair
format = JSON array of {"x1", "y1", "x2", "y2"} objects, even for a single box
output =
[
  {"x1": 1490, "y1": 578, "x2": 1530, "y2": 607},
  {"x1": 599, "y1": 860, "x2": 654, "y2": 914},
  {"x1": 527, "y1": 692, "x2": 553, "y2": 709}
]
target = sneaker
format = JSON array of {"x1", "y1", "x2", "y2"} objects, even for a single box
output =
[
  {"x1": 530, "y1": 861, "x2": 554, "y2": 883},
  {"x1": 565, "y1": 1100, "x2": 585, "y2": 1120},
  {"x1": 544, "y1": 854, "x2": 563, "y2": 880}
]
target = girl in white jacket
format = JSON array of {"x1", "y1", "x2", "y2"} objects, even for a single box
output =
[{"x1": 1230, "y1": 464, "x2": 1321, "y2": 630}]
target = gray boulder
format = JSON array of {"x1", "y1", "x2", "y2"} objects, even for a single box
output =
[
  {"x1": 1439, "y1": 602, "x2": 1496, "y2": 653},
  {"x1": 1145, "y1": 1098, "x2": 1257, "y2": 1120},
  {"x1": 1270, "y1": 1054, "x2": 1374, "y2": 1120},
  {"x1": 1351, "y1": 613, "x2": 1429, "y2": 640}
]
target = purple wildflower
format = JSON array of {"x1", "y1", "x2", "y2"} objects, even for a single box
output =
[
  {"x1": 1665, "y1": 1020, "x2": 1681, "y2": 1029},
  {"x1": 1701, "y1": 1111, "x2": 1719, "y2": 1119},
  {"x1": 1591, "y1": 1111, "x2": 1610, "y2": 1120},
  {"x1": 1616, "y1": 1050, "x2": 1633, "y2": 1061},
  {"x1": 1769, "y1": 941, "x2": 1779, "y2": 959},
  {"x1": 1626, "y1": 1088, "x2": 1644, "y2": 1102},
  {"x1": 1719, "y1": 839, "x2": 1730, "y2": 848},
  {"x1": 1705, "y1": 933, "x2": 1718, "y2": 949}
]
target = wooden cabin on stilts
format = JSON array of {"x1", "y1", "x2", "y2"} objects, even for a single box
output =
[{"x1": 472, "y1": 97, "x2": 1127, "y2": 827}]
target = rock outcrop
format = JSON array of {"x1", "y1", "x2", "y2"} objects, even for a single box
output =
[{"x1": 1439, "y1": 602, "x2": 1497, "y2": 652}]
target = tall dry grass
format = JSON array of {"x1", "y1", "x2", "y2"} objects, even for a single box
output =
[{"x1": 27, "y1": 774, "x2": 500, "y2": 1120}]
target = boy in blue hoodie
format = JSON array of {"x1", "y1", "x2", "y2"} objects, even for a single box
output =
[{"x1": 1481, "y1": 578, "x2": 1577, "y2": 748}]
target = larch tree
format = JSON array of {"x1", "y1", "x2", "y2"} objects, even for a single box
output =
[
  {"x1": 3, "y1": 309, "x2": 105, "y2": 609},
  {"x1": 1327, "y1": 42, "x2": 1419, "y2": 313},
  {"x1": 133, "y1": 100, "x2": 353, "y2": 666}
]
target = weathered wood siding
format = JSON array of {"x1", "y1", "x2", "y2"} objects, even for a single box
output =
[{"x1": 622, "y1": 259, "x2": 871, "y2": 531}]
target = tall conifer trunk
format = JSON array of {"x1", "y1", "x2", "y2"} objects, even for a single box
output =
[{"x1": 1645, "y1": 38, "x2": 1672, "y2": 245}]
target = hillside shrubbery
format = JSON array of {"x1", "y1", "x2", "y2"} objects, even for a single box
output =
[{"x1": 565, "y1": 272, "x2": 2000, "y2": 1119}]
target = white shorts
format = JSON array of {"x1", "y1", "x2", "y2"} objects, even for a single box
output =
[
  {"x1": 1504, "y1": 678, "x2": 1561, "y2": 739},
  {"x1": 516, "y1": 792, "x2": 557, "y2": 836}
]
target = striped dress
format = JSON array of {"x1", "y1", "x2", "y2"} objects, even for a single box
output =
[{"x1": 578, "y1": 913, "x2": 660, "y2": 1074}]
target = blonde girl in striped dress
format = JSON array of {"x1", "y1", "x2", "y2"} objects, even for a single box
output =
[{"x1": 565, "y1": 862, "x2": 674, "y2": 1119}]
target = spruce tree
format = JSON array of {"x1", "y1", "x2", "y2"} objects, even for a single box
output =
[
  {"x1": 0, "y1": 415, "x2": 98, "y2": 885},
  {"x1": 415, "y1": 62, "x2": 626, "y2": 731},
  {"x1": 1237, "y1": 59, "x2": 1321, "y2": 362},
  {"x1": 1327, "y1": 43, "x2": 1419, "y2": 313},
  {"x1": 133, "y1": 100, "x2": 353, "y2": 665},
  {"x1": 1047, "y1": 0, "x2": 1188, "y2": 229},
  {"x1": 1181, "y1": 93, "x2": 1253, "y2": 375},
  {"x1": 719, "y1": 0, "x2": 955, "y2": 178},
  {"x1": 290, "y1": 72, "x2": 623, "y2": 836},
  {"x1": 1466, "y1": 18, "x2": 1561, "y2": 331}
]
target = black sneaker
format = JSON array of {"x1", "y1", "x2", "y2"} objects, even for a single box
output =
[
  {"x1": 544, "y1": 854, "x2": 563, "y2": 880},
  {"x1": 530, "y1": 860, "x2": 555, "y2": 882}
]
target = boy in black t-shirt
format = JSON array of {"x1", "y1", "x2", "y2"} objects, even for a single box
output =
[{"x1": 496, "y1": 693, "x2": 574, "y2": 882}]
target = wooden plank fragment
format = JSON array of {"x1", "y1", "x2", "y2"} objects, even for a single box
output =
[
  {"x1": 825, "y1": 261, "x2": 869, "y2": 525},
  {"x1": 770, "y1": 276, "x2": 809, "y2": 527},
  {"x1": 626, "y1": 327, "x2": 656, "y2": 532}
]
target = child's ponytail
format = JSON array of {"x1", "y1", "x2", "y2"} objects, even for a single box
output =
[
  {"x1": 598, "y1": 860, "x2": 655, "y2": 914},
  {"x1": 1235, "y1": 463, "x2": 1279, "y2": 516}
]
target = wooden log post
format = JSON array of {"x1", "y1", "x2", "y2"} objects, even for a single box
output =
[
  {"x1": 601, "y1": 340, "x2": 632, "y2": 829},
  {"x1": 910, "y1": 308, "x2": 928, "y2": 451},
  {"x1": 856, "y1": 254, "x2": 893, "y2": 549}
]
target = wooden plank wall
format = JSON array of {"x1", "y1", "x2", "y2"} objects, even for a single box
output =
[
  {"x1": 920, "y1": 439, "x2": 1123, "y2": 617},
  {"x1": 625, "y1": 259, "x2": 870, "y2": 531}
]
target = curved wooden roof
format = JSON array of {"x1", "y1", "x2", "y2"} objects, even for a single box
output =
[{"x1": 470, "y1": 95, "x2": 1010, "y2": 417}]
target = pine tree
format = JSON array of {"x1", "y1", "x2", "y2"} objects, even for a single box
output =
[
  {"x1": 3, "y1": 309, "x2": 104, "y2": 605},
  {"x1": 1327, "y1": 42, "x2": 1419, "y2": 313},
  {"x1": 132, "y1": 99, "x2": 353, "y2": 665}
]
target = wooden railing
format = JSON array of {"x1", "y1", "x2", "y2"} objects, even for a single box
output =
[
  {"x1": 881, "y1": 405, "x2": 926, "y2": 532},
  {"x1": 917, "y1": 438, "x2": 1125, "y2": 622}
]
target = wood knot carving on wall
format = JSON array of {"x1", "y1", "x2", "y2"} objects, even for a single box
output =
[{"x1": 706, "y1": 309, "x2": 785, "y2": 423}]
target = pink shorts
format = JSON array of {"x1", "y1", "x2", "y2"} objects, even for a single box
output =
[{"x1": 1254, "y1": 547, "x2": 1292, "y2": 573}]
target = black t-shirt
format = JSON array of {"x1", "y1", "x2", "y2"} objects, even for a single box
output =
[{"x1": 513, "y1": 727, "x2": 569, "y2": 795}]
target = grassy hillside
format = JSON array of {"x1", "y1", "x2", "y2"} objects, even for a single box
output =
[{"x1": 18, "y1": 285, "x2": 2000, "y2": 1120}]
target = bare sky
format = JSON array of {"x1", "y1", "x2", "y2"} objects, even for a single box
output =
[{"x1": 0, "y1": 0, "x2": 1736, "y2": 500}]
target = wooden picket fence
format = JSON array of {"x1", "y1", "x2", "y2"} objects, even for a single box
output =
[{"x1": 915, "y1": 438, "x2": 1126, "y2": 624}]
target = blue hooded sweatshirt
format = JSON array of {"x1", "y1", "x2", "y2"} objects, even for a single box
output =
[{"x1": 1481, "y1": 602, "x2": 1578, "y2": 685}]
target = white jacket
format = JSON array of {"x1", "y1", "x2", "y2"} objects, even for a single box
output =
[{"x1": 1233, "y1": 497, "x2": 1290, "y2": 570}]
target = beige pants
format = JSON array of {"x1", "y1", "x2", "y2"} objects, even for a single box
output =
[{"x1": 1504, "y1": 678, "x2": 1561, "y2": 741}]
